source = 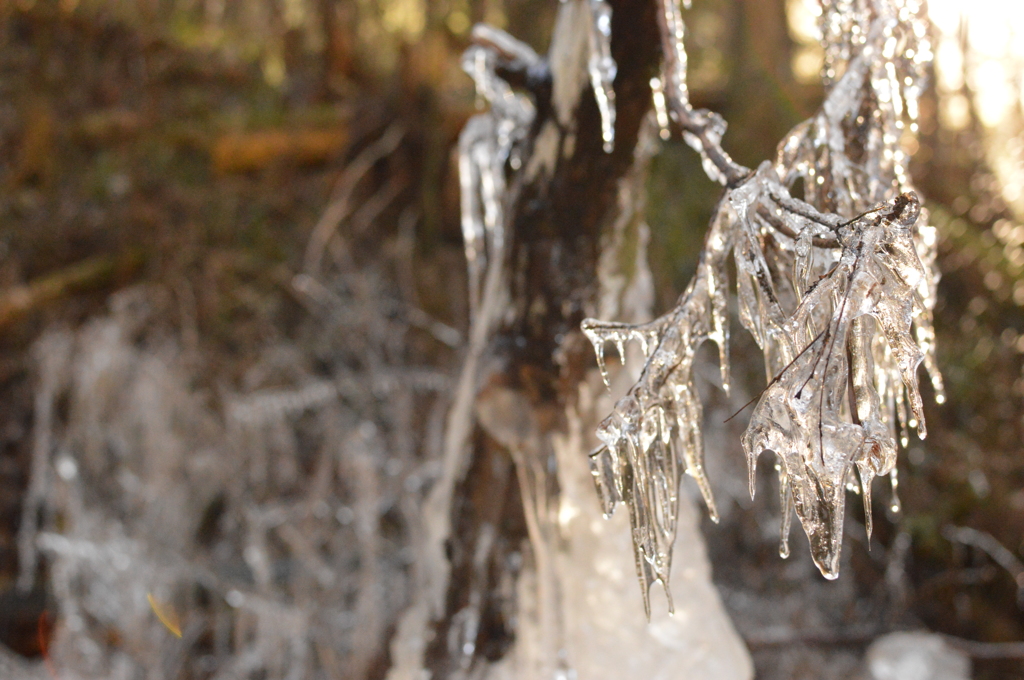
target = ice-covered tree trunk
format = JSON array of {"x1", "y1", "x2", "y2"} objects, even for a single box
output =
[{"x1": 387, "y1": 1, "x2": 751, "y2": 678}]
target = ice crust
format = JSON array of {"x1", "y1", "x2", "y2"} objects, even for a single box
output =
[
  {"x1": 458, "y1": 25, "x2": 538, "y2": 319},
  {"x1": 583, "y1": 0, "x2": 943, "y2": 607}
]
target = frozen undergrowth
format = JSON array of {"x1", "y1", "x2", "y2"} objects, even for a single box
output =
[
  {"x1": 577, "y1": 0, "x2": 944, "y2": 613},
  {"x1": 15, "y1": 235, "x2": 449, "y2": 679}
]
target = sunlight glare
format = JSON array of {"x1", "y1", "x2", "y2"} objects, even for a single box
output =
[{"x1": 929, "y1": 0, "x2": 1024, "y2": 128}]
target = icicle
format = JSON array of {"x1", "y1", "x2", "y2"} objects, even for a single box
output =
[
  {"x1": 675, "y1": 383, "x2": 718, "y2": 522},
  {"x1": 458, "y1": 30, "x2": 538, "y2": 319},
  {"x1": 589, "y1": 447, "x2": 619, "y2": 517},
  {"x1": 896, "y1": 389, "x2": 910, "y2": 448},
  {"x1": 588, "y1": 0, "x2": 617, "y2": 153},
  {"x1": 637, "y1": 331, "x2": 651, "y2": 359},
  {"x1": 458, "y1": 120, "x2": 488, "y2": 316},
  {"x1": 595, "y1": 343, "x2": 609, "y2": 388},
  {"x1": 708, "y1": 259, "x2": 731, "y2": 395},
  {"x1": 792, "y1": 224, "x2": 815, "y2": 298},
  {"x1": 660, "y1": 0, "x2": 690, "y2": 106},
  {"x1": 777, "y1": 456, "x2": 792, "y2": 559},
  {"x1": 860, "y1": 465, "x2": 874, "y2": 542}
]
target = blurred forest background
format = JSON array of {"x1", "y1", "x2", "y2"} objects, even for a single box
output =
[{"x1": 0, "y1": 0, "x2": 1022, "y2": 678}]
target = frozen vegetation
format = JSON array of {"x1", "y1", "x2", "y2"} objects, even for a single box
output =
[
  {"x1": 581, "y1": 0, "x2": 944, "y2": 613},
  {"x1": 7, "y1": 0, "x2": 958, "y2": 678}
]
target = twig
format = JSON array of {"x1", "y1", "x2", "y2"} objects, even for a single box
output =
[
  {"x1": 467, "y1": 24, "x2": 549, "y2": 99},
  {"x1": 350, "y1": 173, "x2": 407, "y2": 236},
  {"x1": 303, "y1": 125, "x2": 405, "y2": 275},
  {"x1": 755, "y1": 204, "x2": 840, "y2": 249},
  {"x1": 17, "y1": 332, "x2": 73, "y2": 592},
  {"x1": 942, "y1": 635, "x2": 1024, "y2": 659},
  {"x1": 747, "y1": 627, "x2": 1024, "y2": 659},
  {"x1": 653, "y1": 0, "x2": 886, "y2": 254},
  {"x1": 766, "y1": 191, "x2": 842, "y2": 231},
  {"x1": 405, "y1": 306, "x2": 463, "y2": 348},
  {"x1": 724, "y1": 327, "x2": 828, "y2": 423},
  {"x1": 0, "y1": 251, "x2": 143, "y2": 331},
  {"x1": 470, "y1": 24, "x2": 541, "y2": 69},
  {"x1": 655, "y1": 0, "x2": 749, "y2": 187},
  {"x1": 943, "y1": 525, "x2": 1024, "y2": 607},
  {"x1": 743, "y1": 626, "x2": 879, "y2": 648}
]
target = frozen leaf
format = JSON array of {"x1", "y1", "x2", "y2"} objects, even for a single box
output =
[{"x1": 742, "y1": 192, "x2": 926, "y2": 578}]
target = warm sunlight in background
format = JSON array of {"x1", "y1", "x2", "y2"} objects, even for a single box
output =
[
  {"x1": 790, "y1": 0, "x2": 1024, "y2": 307},
  {"x1": 928, "y1": 0, "x2": 1024, "y2": 305}
]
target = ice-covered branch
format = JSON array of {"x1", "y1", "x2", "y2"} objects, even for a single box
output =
[
  {"x1": 655, "y1": 0, "x2": 749, "y2": 187},
  {"x1": 583, "y1": 0, "x2": 944, "y2": 605},
  {"x1": 741, "y1": 190, "x2": 928, "y2": 577},
  {"x1": 583, "y1": 198, "x2": 731, "y2": 617}
]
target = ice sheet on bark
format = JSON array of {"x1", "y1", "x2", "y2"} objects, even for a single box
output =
[
  {"x1": 583, "y1": 0, "x2": 943, "y2": 599},
  {"x1": 486, "y1": 371, "x2": 751, "y2": 680},
  {"x1": 458, "y1": 26, "x2": 538, "y2": 319}
]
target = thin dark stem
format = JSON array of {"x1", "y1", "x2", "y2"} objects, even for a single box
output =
[
  {"x1": 943, "y1": 636, "x2": 1024, "y2": 659},
  {"x1": 767, "y1": 191, "x2": 842, "y2": 230},
  {"x1": 756, "y1": 204, "x2": 840, "y2": 249},
  {"x1": 724, "y1": 327, "x2": 828, "y2": 423},
  {"x1": 654, "y1": 0, "x2": 856, "y2": 252}
]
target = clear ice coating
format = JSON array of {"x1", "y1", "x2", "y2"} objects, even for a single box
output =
[
  {"x1": 459, "y1": 25, "x2": 538, "y2": 319},
  {"x1": 587, "y1": 0, "x2": 618, "y2": 152},
  {"x1": 583, "y1": 0, "x2": 942, "y2": 605}
]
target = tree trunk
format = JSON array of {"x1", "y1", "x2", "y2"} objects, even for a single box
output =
[{"x1": 387, "y1": 2, "x2": 752, "y2": 677}]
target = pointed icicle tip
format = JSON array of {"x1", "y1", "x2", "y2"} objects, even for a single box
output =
[
  {"x1": 746, "y1": 450, "x2": 758, "y2": 500},
  {"x1": 861, "y1": 470, "x2": 874, "y2": 544},
  {"x1": 810, "y1": 542, "x2": 842, "y2": 580},
  {"x1": 595, "y1": 346, "x2": 610, "y2": 389}
]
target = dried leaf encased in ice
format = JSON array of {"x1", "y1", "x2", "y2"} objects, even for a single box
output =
[
  {"x1": 579, "y1": 0, "x2": 943, "y2": 609},
  {"x1": 742, "y1": 192, "x2": 926, "y2": 578}
]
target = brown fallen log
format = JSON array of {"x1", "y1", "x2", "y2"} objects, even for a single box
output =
[
  {"x1": 0, "y1": 251, "x2": 143, "y2": 331},
  {"x1": 212, "y1": 128, "x2": 348, "y2": 173}
]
